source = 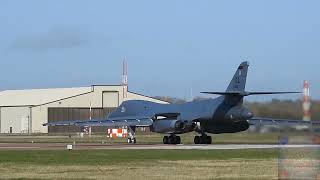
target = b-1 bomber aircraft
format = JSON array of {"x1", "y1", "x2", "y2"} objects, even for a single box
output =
[{"x1": 44, "y1": 61, "x2": 320, "y2": 144}]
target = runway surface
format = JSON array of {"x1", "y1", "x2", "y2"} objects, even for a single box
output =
[{"x1": 0, "y1": 143, "x2": 319, "y2": 150}]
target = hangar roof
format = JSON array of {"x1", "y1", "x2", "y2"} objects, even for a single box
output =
[
  {"x1": 0, "y1": 85, "x2": 168, "y2": 107},
  {"x1": 0, "y1": 87, "x2": 93, "y2": 107}
]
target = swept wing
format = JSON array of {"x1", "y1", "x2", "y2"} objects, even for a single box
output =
[
  {"x1": 248, "y1": 117, "x2": 320, "y2": 126},
  {"x1": 43, "y1": 116, "x2": 153, "y2": 127}
]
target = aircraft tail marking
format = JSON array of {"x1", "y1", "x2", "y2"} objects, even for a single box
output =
[{"x1": 226, "y1": 61, "x2": 249, "y2": 92}]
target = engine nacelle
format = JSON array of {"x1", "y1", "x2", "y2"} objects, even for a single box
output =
[
  {"x1": 150, "y1": 119, "x2": 185, "y2": 133},
  {"x1": 205, "y1": 120, "x2": 250, "y2": 134}
]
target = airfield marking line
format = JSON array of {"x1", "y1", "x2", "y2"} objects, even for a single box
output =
[
  {"x1": 120, "y1": 144, "x2": 320, "y2": 150},
  {"x1": 0, "y1": 147, "x2": 40, "y2": 149}
]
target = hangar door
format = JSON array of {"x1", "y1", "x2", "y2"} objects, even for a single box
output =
[
  {"x1": 48, "y1": 108, "x2": 116, "y2": 133},
  {"x1": 103, "y1": 91, "x2": 119, "y2": 108}
]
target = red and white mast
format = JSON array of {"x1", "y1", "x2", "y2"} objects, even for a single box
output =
[{"x1": 302, "y1": 80, "x2": 311, "y2": 121}]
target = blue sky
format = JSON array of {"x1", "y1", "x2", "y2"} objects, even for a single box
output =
[{"x1": 0, "y1": 1, "x2": 319, "y2": 101}]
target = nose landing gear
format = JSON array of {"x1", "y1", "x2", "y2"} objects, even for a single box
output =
[
  {"x1": 194, "y1": 135, "x2": 212, "y2": 144},
  {"x1": 127, "y1": 126, "x2": 137, "y2": 144},
  {"x1": 163, "y1": 134, "x2": 181, "y2": 144}
]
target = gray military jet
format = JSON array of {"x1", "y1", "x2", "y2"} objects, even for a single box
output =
[{"x1": 44, "y1": 62, "x2": 319, "y2": 144}]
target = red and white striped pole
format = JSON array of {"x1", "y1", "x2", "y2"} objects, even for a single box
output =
[{"x1": 302, "y1": 80, "x2": 311, "y2": 121}]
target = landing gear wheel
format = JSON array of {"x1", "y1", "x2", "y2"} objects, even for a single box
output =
[
  {"x1": 176, "y1": 136, "x2": 181, "y2": 144},
  {"x1": 194, "y1": 135, "x2": 212, "y2": 144},
  {"x1": 194, "y1": 136, "x2": 201, "y2": 144},
  {"x1": 127, "y1": 138, "x2": 136, "y2": 144},
  {"x1": 163, "y1": 136, "x2": 169, "y2": 144},
  {"x1": 168, "y1": 136, "x2": 175, "y2": 144},
  {"x1": 164, "y1": 135, "x2": 181, "y2": 144},
  {"x1": 206, "y1": 136, "x2": 212, "y2": 144},
  {"x1": 200, "y1": 136, "x2": 205, "y2": 144}
]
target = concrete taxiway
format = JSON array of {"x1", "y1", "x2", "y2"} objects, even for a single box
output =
[{"x1": 0, "y1": 143, "x2": 319, "y2": 150}]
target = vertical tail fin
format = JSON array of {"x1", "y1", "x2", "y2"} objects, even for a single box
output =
[
  {"x1": 226, "y1": 61, "x2": 249, "y2": 92},
  {"x1": 201, "y1": 61, "x2": 299, "y2": 98}
]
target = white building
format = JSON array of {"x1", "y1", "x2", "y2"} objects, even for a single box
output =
[{"x1": 0, "y1": 85, "x2": 167, "y2": 134}]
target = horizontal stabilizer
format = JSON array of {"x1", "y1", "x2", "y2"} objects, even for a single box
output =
[{"x1": 201, "y1": 91, "x2": 300, "y2": 96}]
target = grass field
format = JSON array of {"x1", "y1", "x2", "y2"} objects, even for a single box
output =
[
  {"x1": 0, "y1": 149, "x2": 279, "y2": 180},
  {"x1": 0, "y1": 132, "x2": 318, "y2": 179}
]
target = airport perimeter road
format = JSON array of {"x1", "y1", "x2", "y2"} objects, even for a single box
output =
[{"x1": 0, "y1": 143, "x2": 319, "y2": 150}]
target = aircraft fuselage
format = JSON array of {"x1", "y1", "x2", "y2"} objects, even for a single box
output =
[{"x1": 108, "y1": 95, "x2": 253, "y2": 135}]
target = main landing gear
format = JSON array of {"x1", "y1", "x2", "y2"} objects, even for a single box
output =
[
  {"x1": 194, "y1": 134, "x2": 212, "y2": 144},
  {"x1": 163, "y1": 135, "x2": 181, "y2": 144}
]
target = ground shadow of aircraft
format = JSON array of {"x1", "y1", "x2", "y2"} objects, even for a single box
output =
[{"x1": 44, "y1": 62, "x2": 319, "y2": 144}]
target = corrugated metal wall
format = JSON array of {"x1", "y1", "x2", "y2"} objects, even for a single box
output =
[
  {"x1": 0, "y1": 107, "x2": 31, "y2": 133},
  {"x1": 103, "y1": 91, "x2": 119, "y2": 107},
  {"x1": 48, "y1": 108, "x2": 115, "y2": 133}
]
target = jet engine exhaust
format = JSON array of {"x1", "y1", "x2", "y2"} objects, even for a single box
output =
[{"x1": 151, "y1": 119, "x2": 187, "y2": 133}]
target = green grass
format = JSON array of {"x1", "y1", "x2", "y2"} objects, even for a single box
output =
[
  {"x1": 0, "y1": 149, "x2": 318, "y2": 179},
  {"x1": 0, "y1": 149, "x2": 278, "y2": 165},
  {"x1": 0, "y1": 149, "x2": 280, "y2": 180},
  {"x1": 0, "y1": 132, "x2": 318, "y2": 179}
]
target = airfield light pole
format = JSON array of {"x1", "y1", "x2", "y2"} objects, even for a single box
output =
[{"x1": 303, "y1": 80, "x2": 311, "y2": 121}]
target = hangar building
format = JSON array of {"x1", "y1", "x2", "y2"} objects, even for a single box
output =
[{"x1": 0, "y1": 85, "x2": 166, "y2": 134}]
